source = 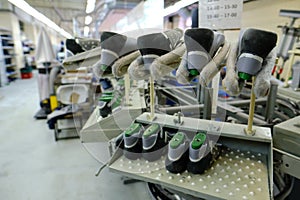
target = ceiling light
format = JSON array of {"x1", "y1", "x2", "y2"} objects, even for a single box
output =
[
  {"x1": 85, "y1": 15, "x2": 93, "y2": 25},
  {"x1": 8, "y1": 0, "x2": 72, "y2": 38},
  {"x1": 86, "y1": 0, "x2": 96, "y2": 14},
  {"x1": 84, "y1": 26, "x2": 90, "y2": 37},
  {"x1": 164, "y1": 0, "x2": 198, "y2": 17}
]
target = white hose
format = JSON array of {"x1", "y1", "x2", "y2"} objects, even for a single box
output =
[{"x1": 199, "y1": 41, "x2": 230, "y2": 86}]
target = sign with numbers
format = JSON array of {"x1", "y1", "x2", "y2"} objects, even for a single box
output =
[{"x1": 199, "y1": 0, "x2": 243, "y2": 30}]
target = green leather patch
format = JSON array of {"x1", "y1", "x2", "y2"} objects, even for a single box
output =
[
  {"x1": 191, "y1": 132, "x2": 206, "y2": 149},
  {"x1": 124, "y1": 123, "x2": 141, "y2": 137},
  {"x1": 170, "y1": 132, "x2": 185, "y2": 149},
  {"x1": 143, "y1": 123, "x2": 160, "y2": 138}
]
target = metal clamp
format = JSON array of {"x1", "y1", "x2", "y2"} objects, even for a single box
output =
[{"x1": 173, "y1": 111, "x2": 184, "y2": 125}]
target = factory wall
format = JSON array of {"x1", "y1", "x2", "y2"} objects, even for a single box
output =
[{"x1": 225, "y1": 0, "x2": 300, "y2": 40}]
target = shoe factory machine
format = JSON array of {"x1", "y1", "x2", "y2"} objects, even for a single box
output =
[{"x1": 62, "y1": 8, "x2": 300, "y2": 200}]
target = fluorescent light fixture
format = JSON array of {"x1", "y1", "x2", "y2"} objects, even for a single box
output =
[
  {"x1": 8, "y1": 0, "x2": 72, "y2": 38},
  {"x1": 163, "y1": 0, "x2": 198, "y2": 17},
  {"x1": 84, "y1": 26, "x2": 90, "y2": 37},
  {"x1": 86, "y1": 0, "x2": 96, "y2": 14},
  {"x1": 85, "y1": 15, "x2": 92, "y2": 25}
]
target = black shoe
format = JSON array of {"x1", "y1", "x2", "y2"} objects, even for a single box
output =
[
  {"x1": 98, "y1": 98, "x2": 112, "y2": 118},
  {"x1": 99, "y1": 31, "x2": 137, "y2": 77},
  {"x1": 65, "y1": 38, "x2": 100, "y2": 57},
  {"x1": 187, "y1": 132, "x2": 221, "y2": 174},
  {"x1": 123, "y1": 123, "x2": 143, "y2": 160},
  {"x1": 129, "y1": 29, "x2": 183, "y2": 80},
  {"x1": 65, "y1": 39, "x2": 85, "y2": 57},
  {"x1": 142, "y1": 123, "x2": 167, "y2": 162},
  {"x1": 165, "y1": 132, "x2": 189, "y2": 174},
  {"x1": 176, "y1": 28, "x2": 225, "y2": 84},
  {"x1": 236, "y1": 28, "x2": 277, "y2": 81}
]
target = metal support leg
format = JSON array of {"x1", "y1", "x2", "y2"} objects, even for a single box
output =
[
  {"x1": 203, "y1": 87, "x2": 212, "y2": 120},
  {"x1": 265, "y1": 81, "x2": 278, "y2": 123}
]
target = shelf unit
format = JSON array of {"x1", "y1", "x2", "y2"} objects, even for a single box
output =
[{"x1": 0, "y1": 28, "x2": 18, "y2": 86}]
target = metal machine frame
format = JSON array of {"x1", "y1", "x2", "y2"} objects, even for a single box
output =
[{"x1": 108, "y1": 112, "x2": 273, "y2": 200}]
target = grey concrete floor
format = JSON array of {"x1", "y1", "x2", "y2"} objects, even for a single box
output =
[{"x1": 0, "y1": 72, "x2": 152, "y2": 200}]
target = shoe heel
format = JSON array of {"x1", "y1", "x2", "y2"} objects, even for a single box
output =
[
  {"x1": 187, "y1": 132, "x2": 218, "y2": 174},
  {"x1": 165, "y1": 132, "x2": 189, "y2": 173},
  {"x1": 142, "y1": 123, "x2": 167, "y2": 162},
  {"x1": 123, "y1": 123, "x2": 143, "y2": 160}
]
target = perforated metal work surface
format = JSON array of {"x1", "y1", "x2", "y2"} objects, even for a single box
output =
[{"x1": 109, "y1": 147, "x2": 270, "y2": 200}]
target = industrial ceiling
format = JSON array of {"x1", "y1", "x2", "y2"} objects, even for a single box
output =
[{"x1": 25, "y1": 0, "x2": 143, "y2": 35}]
